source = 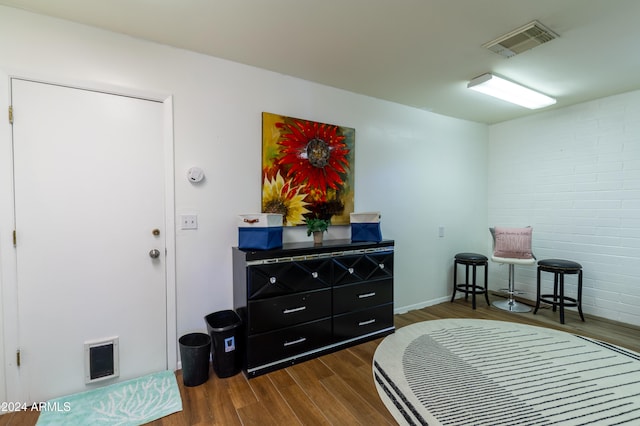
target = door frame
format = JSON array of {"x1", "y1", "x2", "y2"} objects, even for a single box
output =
[{"x1": 0, "y1": 73, "x2": 177, "y2": 402}]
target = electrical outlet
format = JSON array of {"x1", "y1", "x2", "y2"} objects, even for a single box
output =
[
  {"x1": 438, "y1": 226, "x2": 445, "y2": 238},
  {"x1": 181, "y1": 214, "x2": 198, "y2": 230}
]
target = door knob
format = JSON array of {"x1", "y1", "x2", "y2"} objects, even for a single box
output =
[{"x1": 149, "y1": 249, "x2": 161, "y2": 259}]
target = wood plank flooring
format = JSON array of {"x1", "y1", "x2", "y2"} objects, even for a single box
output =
[{"x1": 2, "y1": 297, "x2": 639, "y2": 426}]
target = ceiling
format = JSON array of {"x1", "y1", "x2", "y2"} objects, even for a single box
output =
[{"x1": 1, "y1": 0, "x2": 639, "y2": 124}]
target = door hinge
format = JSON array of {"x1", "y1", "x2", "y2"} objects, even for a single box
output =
[
  {"x1": 13, "y1": 230, "x2": 17, "y2": 246},
  {"x1": 8, "y1": 105, "x2": 13, "y2": 124},
  {"x1": 16, "y1": 349, "x2": 21, "y2": 367}
]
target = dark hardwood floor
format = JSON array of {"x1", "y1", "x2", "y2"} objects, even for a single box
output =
[{"x1": 2, "y1": 296, "x2": 638, "y2": 426}]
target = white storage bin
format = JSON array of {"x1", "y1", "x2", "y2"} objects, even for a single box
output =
[
  {"x1": 350, "y1": 212, "x2": 381, "y2": 223},
  {"x1": 238, "y1": 214, "x2": 283, "y2": 227}
]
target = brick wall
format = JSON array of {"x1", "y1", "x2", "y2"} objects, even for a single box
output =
[{"x1": 488, "y1": 90, "x2": 640, "y2": 326}]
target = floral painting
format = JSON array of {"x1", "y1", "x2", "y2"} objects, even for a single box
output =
[{"x1": 262, "y1": 112, "x2": 355, "y2": 226}]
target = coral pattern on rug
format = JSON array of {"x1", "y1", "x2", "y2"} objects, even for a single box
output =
[{"x1": 36, "y1": 370, "x2": 182, "y2": 426}]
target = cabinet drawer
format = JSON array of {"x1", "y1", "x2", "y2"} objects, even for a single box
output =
[
  {"x1": 333, "y1": 251, "x2": 393, "y2": 286},
  {"x1": 333, "y1": 279, "x2": 392, "y2": 314},
  {"x1": 248, "y1": 289, "x2": 331, "y2": 334},
  {"x1": 333, "y1": 304, "x2": 394, "y2": 340},
  {"x1": 247, "y1": 318, "x2": 333, "y2": 369},
  {"x1": 248, "y1": 258, "x2": 332, "y2": 299}
]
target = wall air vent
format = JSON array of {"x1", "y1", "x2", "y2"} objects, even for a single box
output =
[{"x1": 483, "y1": 20, "x2": 558, "y2": 58}]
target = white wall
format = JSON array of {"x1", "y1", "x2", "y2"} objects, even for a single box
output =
[
  {"x1": 488, "y1": 90, "x2": 640, "y2": 326},
  {"x1": 0, "y1": 4, "x2": 488, "y2": 394}
]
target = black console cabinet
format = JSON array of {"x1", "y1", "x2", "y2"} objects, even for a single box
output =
[{"x1": 233, "y1": 239, "x2": 394, "y2": 377}]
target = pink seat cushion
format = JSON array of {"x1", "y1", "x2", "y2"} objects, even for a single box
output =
[{"x1": 493, "y1": 227, "x2": 533, "y2": 259}]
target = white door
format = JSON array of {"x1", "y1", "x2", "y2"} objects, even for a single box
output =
[{"x1": 10, "y1": 78, "x2": 168, "y2": 403}]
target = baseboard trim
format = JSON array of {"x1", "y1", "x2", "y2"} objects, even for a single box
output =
[
  {"x1": 395, "y1": 296, "x2": 451, "y2": 315},
  {"x1": 397, "y1": 291, "x2": 640, "y2": 335}
]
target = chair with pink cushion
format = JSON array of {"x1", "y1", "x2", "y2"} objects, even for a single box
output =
[{"x1": 490, "y1": 227, "x2": 536, "y2": 313}]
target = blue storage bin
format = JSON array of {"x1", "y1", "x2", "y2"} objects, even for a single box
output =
[
  {"x1": 238, "y1": 227, "x2": 283, "y2": 250},
  {"x1": 351, "y1": 223, "x2": 382, "y2": 242}
]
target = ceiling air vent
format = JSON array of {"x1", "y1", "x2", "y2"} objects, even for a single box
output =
[{"x1": 483, "y1": 20, "x2": 558, "y2": 58}]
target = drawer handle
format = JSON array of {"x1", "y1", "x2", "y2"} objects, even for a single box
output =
[
  {"x1": 283, "y1": 306, "x2": 306, "y2": 314},
  {"x1": 359, "y1": 319, "x2": 376, "y2": 326},
  {"x1": 358, "y1": 292, "x2": 376, "y2": 299},
  {"x1": 379, "y1": 263, "x2": 385, "y2": 269},
  {"x1": 312, "y1": 272, "x2": 318, "y2": 278},
  {"x1": 269, "y1": 277, "x2": 276, "y2": 284},
  {"x1": 284, "y1": 337, "x2": 307, "y2": 347},
  {"x1": 348, "y1": 267, "x2": 354, "y2": 274}
]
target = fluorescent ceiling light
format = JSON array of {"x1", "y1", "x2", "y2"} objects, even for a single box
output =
[{"x1": 467, "y1": 73, "x2": 556, "y2": 109}]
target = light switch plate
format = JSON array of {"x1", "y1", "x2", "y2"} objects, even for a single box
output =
[{"x1": 181, "y1": 214, "x2": 198, "y2": 230}]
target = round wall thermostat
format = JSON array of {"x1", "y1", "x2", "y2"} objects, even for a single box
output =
[{"x1": 187, "y1": 167, "x2": 204, "y2": 183}]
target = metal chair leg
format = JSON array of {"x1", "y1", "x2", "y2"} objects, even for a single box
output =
[{"x1": 492, "y1": 264, "x2": 531, "y2": 313}]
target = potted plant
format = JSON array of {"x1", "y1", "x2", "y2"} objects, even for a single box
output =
[{"x1": 305, "y1": 217, "x2": 330, "y2": 244}]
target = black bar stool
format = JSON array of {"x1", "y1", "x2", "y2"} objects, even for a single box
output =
[
  {"x1": 534, "y1": 259, "x2": 584, "y2": 324},
  {"x1": 451, "y1": 253, "x2": 489, "y2": 309}
]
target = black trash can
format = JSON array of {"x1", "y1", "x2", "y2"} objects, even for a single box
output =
[
  {"x1": 178, "y1": 332, "x2": 211, "y2": 387},
  {"x1": 204, "y1": 310, "x2": 242, "y2": 378}
]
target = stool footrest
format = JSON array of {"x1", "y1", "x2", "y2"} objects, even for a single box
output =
[
  {"x1": 454, "y1": 284, "x2": 487, "y2": 294},
  {"x1": 497, "y1": 288, "x2": 527, "y2": 296},
  {"x1": 539, "y1": 295, "x2": 579, "y2": 307}
]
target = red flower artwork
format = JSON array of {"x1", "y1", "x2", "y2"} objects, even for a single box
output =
[
  {"x1": 262, "y1": 113, "x2": 355, "y2": 226},
  {"x1": 275, "y1": 119, "x2": 350, "y2": 195}
]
